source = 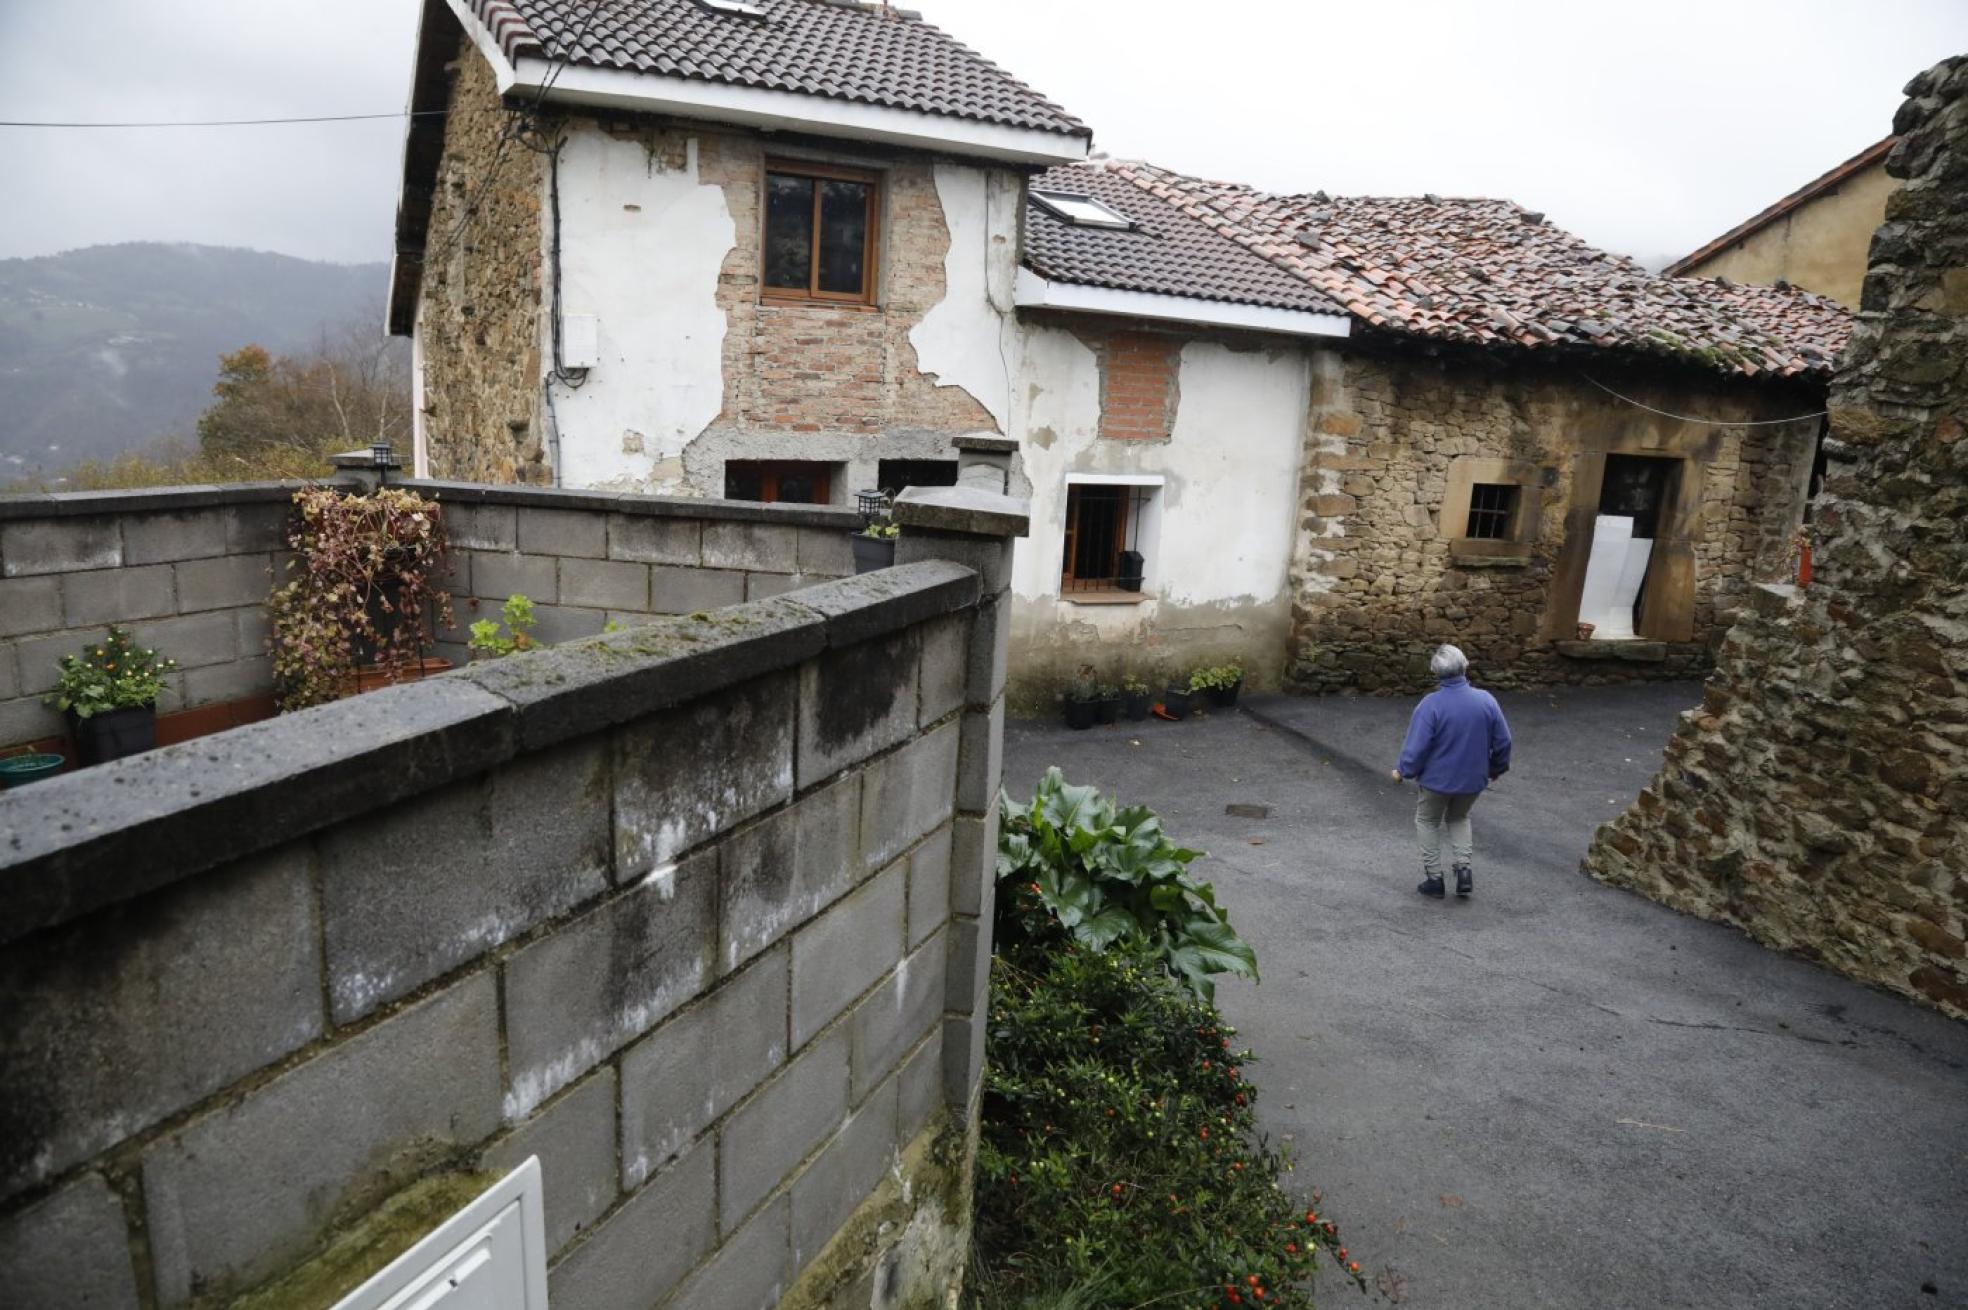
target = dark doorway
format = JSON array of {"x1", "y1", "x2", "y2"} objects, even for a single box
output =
[
  {"x1": 1599, "y1": 455, "x2": 1679, "y2": 539},
  {"x1": 876, "y1": 459, "x2": 959, "y2": 496}
]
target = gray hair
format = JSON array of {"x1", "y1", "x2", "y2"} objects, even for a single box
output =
[{"x1": 1430, "y1": 644, "x2": 1469, "y2": 679}]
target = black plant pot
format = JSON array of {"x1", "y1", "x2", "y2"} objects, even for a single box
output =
[
  {"x1": 68, "y1": 705, "x2": 157, "y2": 766},
  {"x1": 1121, "y1": 690, "x2": 1151, "y2": 721},
  {"x1": 1162, "y1": 687, "x2": 1192, "y2": 720},
  {"x1": 1094, "y1": 694, "x2": 1121, "y2": 725},
  {"x1": 852, "y1": 535, "x2": 896, "y2": 575},
  {"x1": 1063, "y1": 697, "x2": 1098, "y2": 730},
  {"x1": 1210, "y1": 680, "x2": 1243, "y2": 708}
]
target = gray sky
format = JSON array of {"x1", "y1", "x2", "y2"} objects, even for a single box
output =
[{"x1": 2, "y1": 0, "x2": 1964, "y2": 268}]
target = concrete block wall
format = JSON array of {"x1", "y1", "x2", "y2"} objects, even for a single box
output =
[
  {"x1": 0, "y1": 484, "x2": 298, "y2": 748},
  {"x1": 0, "y1": 488, "x2": 1026, "y2": 1310},
  {"x1": 409, "y1": 481, "x2": 861, "y2": 665}
]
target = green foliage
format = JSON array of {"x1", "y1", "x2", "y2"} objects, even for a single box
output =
[
  {"x1": 1121, "y1": 675, "x2": 1150, "y2": 696},
  {"x1": 467, "y1": 594, "x2": 539, "y2": 660},
  {"x1": 997, "y1": 768, "x2": 1256, "y2": 1004},
  {"x1": 1064, "y1": 672, "x2": 1099, "y2": 704},
  {"x1": 860, "y1": 518, "x2": 900, "y2": 540},
  {"x1": 1189, "y1": 664, "x2": 1245, "y2": 693},
  {"x1": 45, "y1": 626, "x2": 176, "y2": 719},
  {"x1": 972, "y1": 930, "x2": 1359, "y2": 1309},
  {"x1": 267, "y1": 487, "x2": 454, "y2": 711}
]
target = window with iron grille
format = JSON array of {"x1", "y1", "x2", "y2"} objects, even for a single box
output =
[
  {"x1": 1061, "y1": 484, "x2": 1152, "y2": 593},
  {"x1": 1465, "y1": 483, "x2": 1519, "y2": 540}
]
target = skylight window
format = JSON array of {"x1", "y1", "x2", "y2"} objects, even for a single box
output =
[
  {"x1": 1031, "y1": 190, "x2": 1133, "y2": 230},
  {"x1": 693, "y1": 0, "x2": 766, "y2": 16}
]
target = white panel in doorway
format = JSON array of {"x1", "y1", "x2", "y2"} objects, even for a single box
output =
[{"x1": 331, "y1": 1158, "x2": 549, "y2": 1310}]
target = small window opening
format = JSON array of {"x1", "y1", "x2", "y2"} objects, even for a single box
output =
[
  {"x1": 1062, "y1": 484, "x2": 1151, "y2": 593},
  {"x1": 876, "y1": 459, "x2": 959, "y2": 496},
  {"x1": 1465, "y1": 483, "x2": 1519, "y2": 540},
  {"x1": 763, "y1": 162, "x2": 878, "y2": 304},
  {"x1": 724, "y1": 459, "x2": 838, "y2": 505},
  {"x1": 1031, "y1": 190, "x2": 1134, "y2": 230}
]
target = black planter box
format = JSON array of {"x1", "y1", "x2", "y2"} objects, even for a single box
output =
[
  {"x1": 1121, "y1": 690, "x2": 1151, "y2": 721},
  {"x1": 1094, "y1": 694, "x2": 1121, "y2": 725},
  {"x1": 1162, "y1": 687, "x2": 1192, "y2": 720},
  {"x1": 1209, "y1": 680, "x2": 1243, "y2": 708},
  {"x1": 1063, "y1": 698, "x2": 1097, "y2": 730},
  {"x1": 68, "y1": 705, "x2": 157, "y2": 766},
  {"x1": 852, "y1": 535, "x2": 896, "y2": 574}
]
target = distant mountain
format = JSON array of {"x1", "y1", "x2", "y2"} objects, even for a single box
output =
[{"x1": 0, "y1": 243, "x2": 391, "y2": 476}]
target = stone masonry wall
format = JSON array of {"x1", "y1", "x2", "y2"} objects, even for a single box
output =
[
  {"x1": 0, "y1": 484, "x2": 296, "y2": 750},
  {"x1": 1583, "y1": 58, "x2": 1968, "y2": 1021},
  {"x1": 0, "y1": 532, "x2": 1021, "y2": 1308},
  {"x1": 415, "y1": 40, "x2": 550, "y2": 485},
  {"x1": 409, "y1": 480, "x2": 859, "y2": 667},
  {"x1": 1289, "y1": 348, "x2": 1821, "y2": 693}
]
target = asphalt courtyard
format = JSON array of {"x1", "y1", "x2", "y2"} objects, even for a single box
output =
[{"x1": 1003, "y1": 683, "x2": 1968, "y2": 1309}]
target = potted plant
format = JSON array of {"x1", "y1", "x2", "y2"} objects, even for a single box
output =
[
  {"x1": 1120, "y1": 675, "x2": 1152, "y2": 721},
  {"x1": 1192, "y1": 662, "x2": 1245, "y2": 707},
  {"x1": 1093, "y1": 683, "x2": 1121, "y2": 725},
  {"x1": 0, "y1": 750, "x2": 66, "y2": 787},
  {"x1": 1162, "y1": 675, "x2": 1194, "y2": 720},
  {"x1": 468, "y1": 594, "x2": 540, "y2": 660},
  {"x1": 1062, "y1": 672, "x2": 1099, "y2": 731},
  {"x1": 853, "y1": 518, "x2": 899, "y2": 575},
  {"x1": 267, "y1": 486, "x2": 456, "y2": 710},
  {"x1": 46, "y1": 626, "x2": 177, "y2": 765}
]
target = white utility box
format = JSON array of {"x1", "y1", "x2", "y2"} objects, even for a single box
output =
[{"x1": 330, "y1": 1158, "x2": 549, "y2": 1310}]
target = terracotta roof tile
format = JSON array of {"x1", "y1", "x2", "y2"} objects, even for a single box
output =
[
  {"x1": 469, "y1": 0, "x2": 1089, "y2": 139},
  {"x1": 1027, "y1": 161, "x2": 1852, "y2": 379}
]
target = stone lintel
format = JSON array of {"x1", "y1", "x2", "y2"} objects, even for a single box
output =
[
  {"x1": 951, "y1": 436, "x2": 1019, "y2": 454},
  {"x1": 892, "y1": 486, "x2": 1031, "y2": 539}
]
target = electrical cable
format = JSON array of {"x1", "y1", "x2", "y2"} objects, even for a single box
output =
[
  {"x1": 1576, "y1": 371, "x2": 1827, "y2": 427},
  {"x1": 0, "y1": 110, "x2": 451, "y2": 128}
]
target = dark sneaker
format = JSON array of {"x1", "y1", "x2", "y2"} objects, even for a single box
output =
[
  {"x1": 1454, "y1": 865, "x2": 1473, "y2": 898},
  {"x1": 1417, "y1": 875, "x2": 1446, "y2": 899}
]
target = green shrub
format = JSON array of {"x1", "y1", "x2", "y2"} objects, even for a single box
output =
[
  {"x1": 997, "y1": 768, "x2": 1257, "y2": 1003},
  {"x1": 973, "y1": 926, "x2": 1358, "y2": 1309},
  {"x1": 1189, "y1": 663, "x2": 1244, "y2": 693}
]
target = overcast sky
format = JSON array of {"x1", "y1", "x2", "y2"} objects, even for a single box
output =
[{"x1": 2, "y1": 0, "x2": 1963, "y2": 269}]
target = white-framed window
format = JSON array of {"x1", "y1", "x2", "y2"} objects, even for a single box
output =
[
  {"x1": 1031, "y1": 190, "x2": 1134, "y2": 230},
  {"x1": 1061, "y1": 473, "x2": 1164, "y2": 601}
]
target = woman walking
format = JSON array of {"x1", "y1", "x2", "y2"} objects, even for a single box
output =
[{"x1": 1390, "y1": 645, "x2": 1513, "y2": 899}]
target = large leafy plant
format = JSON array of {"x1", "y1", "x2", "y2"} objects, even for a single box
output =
[
  {"x1": 997, "y1": 767, "x2": 1257, "y2": 1002},
  {"x1": 46, "y1": 626, "x2": 177, "y2": 718},
  {"x1": 267, "y1": 486, "x2": 454, "y2": 710}
]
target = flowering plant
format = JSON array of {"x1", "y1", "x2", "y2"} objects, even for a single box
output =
[
  {"x1": 46, "y1": 626, "x2": 176, "y2": 718},
  {"x1": 468, "y1": 594, "x2": 539, "y2": 659},
  {"x1": 267, "y1": 486, "x2": 454, "y2": 710}
]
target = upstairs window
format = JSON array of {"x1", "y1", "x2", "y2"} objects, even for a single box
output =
[
  {"x1": 1464, "y1": 483, "x2": 1520, "y2": 540},
  {"x1": 763, "y1": 162, "x2": 878, "y2": 304}
]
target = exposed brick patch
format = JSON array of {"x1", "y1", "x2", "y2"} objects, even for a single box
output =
[{"x1": 1096, "y1": 331, "x2": 1180, "y2": 441}]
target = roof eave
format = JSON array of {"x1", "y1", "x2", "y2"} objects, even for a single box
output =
[
  {"x1": 1013, "y1": 268, "x2": 1351, "y2": 340},
  {"x1": 386, "y1": 0, "x2": 476, "y2": 337},
  {"x1": 513, "y1": 56, "x2": 1091, "y2": 166},
  {"x1": 1664, "y1": 136, "x2": 1896, "y2": 277}
]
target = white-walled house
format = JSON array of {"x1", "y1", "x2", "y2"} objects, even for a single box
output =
[{"x1": 387, "y1": 0, "x2": 1087, "y2": 500}]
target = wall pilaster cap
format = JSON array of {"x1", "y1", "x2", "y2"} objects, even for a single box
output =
[
  {"x1": 892, "y1": 485, "x2": 1030, "y2": 539},
  {"x1": 952, "y1": 436, "x2": 1019, "y2": 454}
]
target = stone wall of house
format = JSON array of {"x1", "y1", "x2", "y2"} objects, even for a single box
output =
[
  {"x1": 1583, "y1": 57, "x2": 1968, "y2": 1022},
  {"x1": 0, "y1": 496, "x2": 1023, "y2": 1309},
  {"x1": 414, "y1": 40, "x2": 550, "y2": 485},
  {"x1": 0, "y1": 484, "x2": 298, "y2": 752},
  {"x1": 1288, "y1": 347, "x2": 1822, "y2": 693}
]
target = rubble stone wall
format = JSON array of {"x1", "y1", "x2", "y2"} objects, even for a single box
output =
[
  {"x1": 1584, "y1": 56, "x2": 1968, "y2": 1021},
  {"x1": 1288, "y1": 347, "x2": 1822, "y2": 693},
  {"x1": 413, "y1": 41, "x2": 551, "y2": 485},
  {"x1": 0, "y1": 552, "x2": 1014, "y2": 1309}
]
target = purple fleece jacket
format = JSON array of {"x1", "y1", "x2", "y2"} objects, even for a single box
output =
[{"x1": 1396, "y1": 676, "x2": 1513, "y2": 795}]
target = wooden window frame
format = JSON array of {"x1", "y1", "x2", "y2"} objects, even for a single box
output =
[
  {"x1": 1061, "y1": 483, "x2": 1154, "y2": 600},
  {"x1": 760, "y1": 159, "x2": 881, "y2": 307},
  {"x1": 1441, "y1": 455, "x2": 1545, "y2": 564}
]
